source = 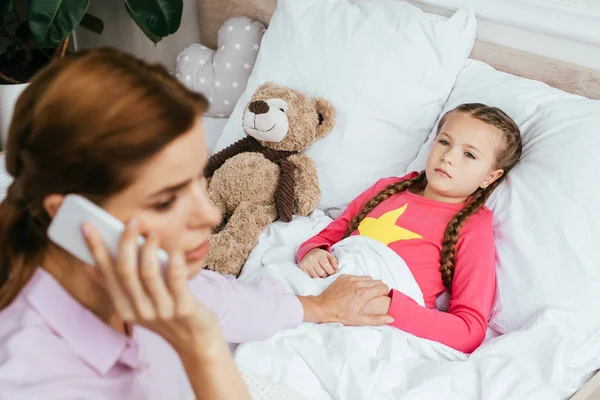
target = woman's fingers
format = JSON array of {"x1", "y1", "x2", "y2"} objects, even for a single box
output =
[
  {"x1": 361, "y1": 281, "x2": 389, "y2": 297},
  {"x1": 353, "y1": 313, "x2": 394, "y2": 326},
  {"x1": 316, "y1": 274, "x2": 394, "y2": 326},
  {"x1": 140, "y1": 232, "x2": 174, "y2": 319},
  {"x1": 168, "y1": 251, "x2": 196, "y2": 317},
  {"x1": 116, "y1": 219, "x2": 155, "y2": 321},
  {"x1": 350, "y1": 282, "x2": 393, "y2": 326},
  {"x1": 82, "y1": 222, "x2": 134, "y2": 320}
]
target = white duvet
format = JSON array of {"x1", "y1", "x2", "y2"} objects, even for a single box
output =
[{"x1": 234, "y1": 211, "x2": 600, "y2": 400}]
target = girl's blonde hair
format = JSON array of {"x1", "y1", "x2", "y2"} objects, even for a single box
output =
[
  {"x1": 343, "y1": 103, "x2": 522, "y2": 292},
  {"x1": 0, "y1": 48, "x2": 208, "y2": 309}
]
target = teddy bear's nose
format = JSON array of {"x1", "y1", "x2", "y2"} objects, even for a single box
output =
[{"x1": 248, "y1": 100, "x2": 270, "y2": 115}]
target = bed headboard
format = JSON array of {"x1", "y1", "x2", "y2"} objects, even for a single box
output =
[{"x1": 196, "y1": 0, "x2": 600, "y2": 100}]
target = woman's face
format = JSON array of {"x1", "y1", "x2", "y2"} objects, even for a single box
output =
[{"x1": 102, "y1": 117, "x2": 221, "y2": 278}]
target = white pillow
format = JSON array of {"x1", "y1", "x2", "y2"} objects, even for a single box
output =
[
  {"x1": 407, "y1": 60, "x2": 600, "y2": 334},
  {"x1": 202, "y1": 117, "x2": 229, "y2": 155},
  {"x1": 214, "y1": 0, "x2": 476, "y2": 217},
  {"x1": 0, "y1": 154, "x2": 10, "y2": 200}
]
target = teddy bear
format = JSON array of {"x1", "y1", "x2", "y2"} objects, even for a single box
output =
[{"x1": 203, "y1": 82, "x2": 336, "y2": 276}]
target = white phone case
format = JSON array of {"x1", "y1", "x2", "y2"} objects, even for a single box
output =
[{"x1": 47, "y1": 194, "x2": 169, "y2": 270}]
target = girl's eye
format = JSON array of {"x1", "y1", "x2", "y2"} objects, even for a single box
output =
[
  {"x1": 438, "y1": 139, "x2": 449, "y2": 145},
  {"x1": 465, "y1": 152, "x2": 476, "y2": 159},
  {"x1": 153, "y1": 196, "x2": 177, "y2": 211}
]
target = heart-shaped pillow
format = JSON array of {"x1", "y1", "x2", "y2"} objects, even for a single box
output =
[{"x1": 176, "y1": 17, "x2": 265, "y2": 117}]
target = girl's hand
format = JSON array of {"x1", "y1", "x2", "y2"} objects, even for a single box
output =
[
  {"x1": 299, "y1": 248, "x2": 338, "y2": 278},
  {"x1": 361, "y1": 295, "x2": 392, "y2": 316},
  {"x1": 82, "y1": 218, "x2": 219, "y2": 353}
]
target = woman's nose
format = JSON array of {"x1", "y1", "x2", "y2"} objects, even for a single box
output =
[{"x1": 190, "y1": 181, "x2": 221, "y2": 229}]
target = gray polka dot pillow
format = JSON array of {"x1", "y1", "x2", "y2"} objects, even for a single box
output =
[{"x1": 176, "y1": 17, "x2": 265, "y2": 117}]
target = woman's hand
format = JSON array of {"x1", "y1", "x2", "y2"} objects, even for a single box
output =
[
  {"x1": 82, "y1": 218, "x2": 218, "y2": 352},
  {"x1": 83, "y1": 218, "x2": 250, "y2": 400},
  {"x1": 299, "y1": 248, "x2": 338, "y2": 278},
  {"x1": 361, "y1": 295, "x2": 392, "y2": 316},
  {"x1": 299, "y1": 275, "x2": 394, "y2": 326}
]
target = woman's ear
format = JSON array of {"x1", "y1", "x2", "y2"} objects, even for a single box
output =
[
  {"x1": 43, "y1": 194, "x2": 65, "y2": 218},
  {"x1": 481, "y1": 169, "x2": 504, "y2": 189}
]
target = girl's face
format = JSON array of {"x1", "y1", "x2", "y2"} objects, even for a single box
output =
[
  {"x1": 425, "y1": 112, "x2": 505, "y2": 203},
  {"x1": 101, "y1": 117, "x2": 221, "y2": 278}
]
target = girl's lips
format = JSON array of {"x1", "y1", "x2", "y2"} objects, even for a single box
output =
[
  {"x1": 185, "y1": 240, "x2": 210, "y2": 262},
  {"x1": 435, "y1": 168, "x2": 451, "y2": 178}
]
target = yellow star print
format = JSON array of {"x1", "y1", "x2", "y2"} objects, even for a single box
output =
[{"x1": 357, "y1": 204, "x2": 422, "y2": 245}]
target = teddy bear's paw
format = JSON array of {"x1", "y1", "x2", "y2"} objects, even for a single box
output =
[{"x1": 203, "y1": 232, "x2": 248, "y2": 276}]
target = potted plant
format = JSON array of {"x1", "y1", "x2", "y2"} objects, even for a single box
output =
[{"x1": 0, "y1": 0, "x2": 183, "y2": 147}]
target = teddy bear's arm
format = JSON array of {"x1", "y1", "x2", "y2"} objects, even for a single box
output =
[
  {"x1": 204, "y1": 137, "x2": 258, "y2": 178},
  {"x1": 287, "y1": 154, "x2": 320, "y2": 217}
]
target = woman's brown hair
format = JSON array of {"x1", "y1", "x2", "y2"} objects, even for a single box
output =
[
  {"x1": 0, "y1": 48, "x2": 208, "y2": 309},
  {"x1": 343, "y1": 103, "x2": 522, "y2": 292}
]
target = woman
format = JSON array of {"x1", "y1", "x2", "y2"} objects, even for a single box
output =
[{"x1": 0, "y1": 48, "x2": 392, "y2": 399}]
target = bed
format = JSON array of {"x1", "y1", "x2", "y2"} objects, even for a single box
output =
[
  {"x1": 1, "y1": 1, "x2": 599, "y2": 399},
  {"x1": 194, "y1": 1, "x2": 600, "y2": 399}
]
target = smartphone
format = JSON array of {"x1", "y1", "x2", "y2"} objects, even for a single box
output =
[{"x1": 47, "y1": 194, "x2": 169, "y2": 271}]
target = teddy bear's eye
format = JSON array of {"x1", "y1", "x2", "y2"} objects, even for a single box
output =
[{"x1": 279, "y1": 108, "x2": 285, "y2": 113}]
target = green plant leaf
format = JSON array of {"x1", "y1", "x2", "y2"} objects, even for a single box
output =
[
  {"x1": 125, "y1": 0, "x2": 182, "y2": 43},
  {"x1": 79, "y1": 12, "x2": 103, "y2": 35},
  {"x1": 125, "y1": 3, "x2": 161, "y2": 44},
  {"x1": 5, "y1": 43, "x2": 17, "y2": 60},
  {"x1": 0, "y1": 0, "x2": 13, "y2": 21},
  {"x1": 29, "y1": 0, "x2": 89, "y2": 47},
  {"x1": 15, "y1": 21, "x2": 32, "y2": 41}
]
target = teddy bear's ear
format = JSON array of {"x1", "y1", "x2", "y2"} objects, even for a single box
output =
[
  {"x1": 259, "y1": 81, "x2": 279, "y2": 90},
  {"x1": 312, "y1": 98, "x2": 336, "y2": 139},
  {"x1": 254, "y1": 81, "x2": 279, "y2": 97}
]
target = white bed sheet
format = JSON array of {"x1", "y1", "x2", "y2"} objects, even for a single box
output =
[{"x1": 234, "y1": 211, "x2": 599, "y2": 400}]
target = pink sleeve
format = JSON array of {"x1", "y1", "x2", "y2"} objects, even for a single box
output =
[
  {"x1": 386, "y1": 210, "x2": 496, "y2": 354},
  {"x1": 297, "y1": 173, "x2": 418, "y2": 262},
  {"x1": 189, "y1": 270, "x2": 303, "y2": 344}
]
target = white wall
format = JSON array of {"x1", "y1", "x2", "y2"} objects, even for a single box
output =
[
  {"x1": 74, "y1": 0, "x2": 600, "y2": 71},
  {"x1": 406, "y1": 0, "x2": 600, "y2": 70},
  {"x1": 73, "y1": 0, "x2": 201, "y2": 71}
]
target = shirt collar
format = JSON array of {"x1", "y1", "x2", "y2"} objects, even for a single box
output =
[{"x1": 23, "y1": 268, "x2": 140, "y2": 375}]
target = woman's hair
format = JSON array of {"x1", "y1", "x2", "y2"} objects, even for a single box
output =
[
  {"x1": 343, "y1": 103, "x2": 522, "y2": 292},
  {"x1": 0, "y1": 48, "x2": 208, "y2": 309}
]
